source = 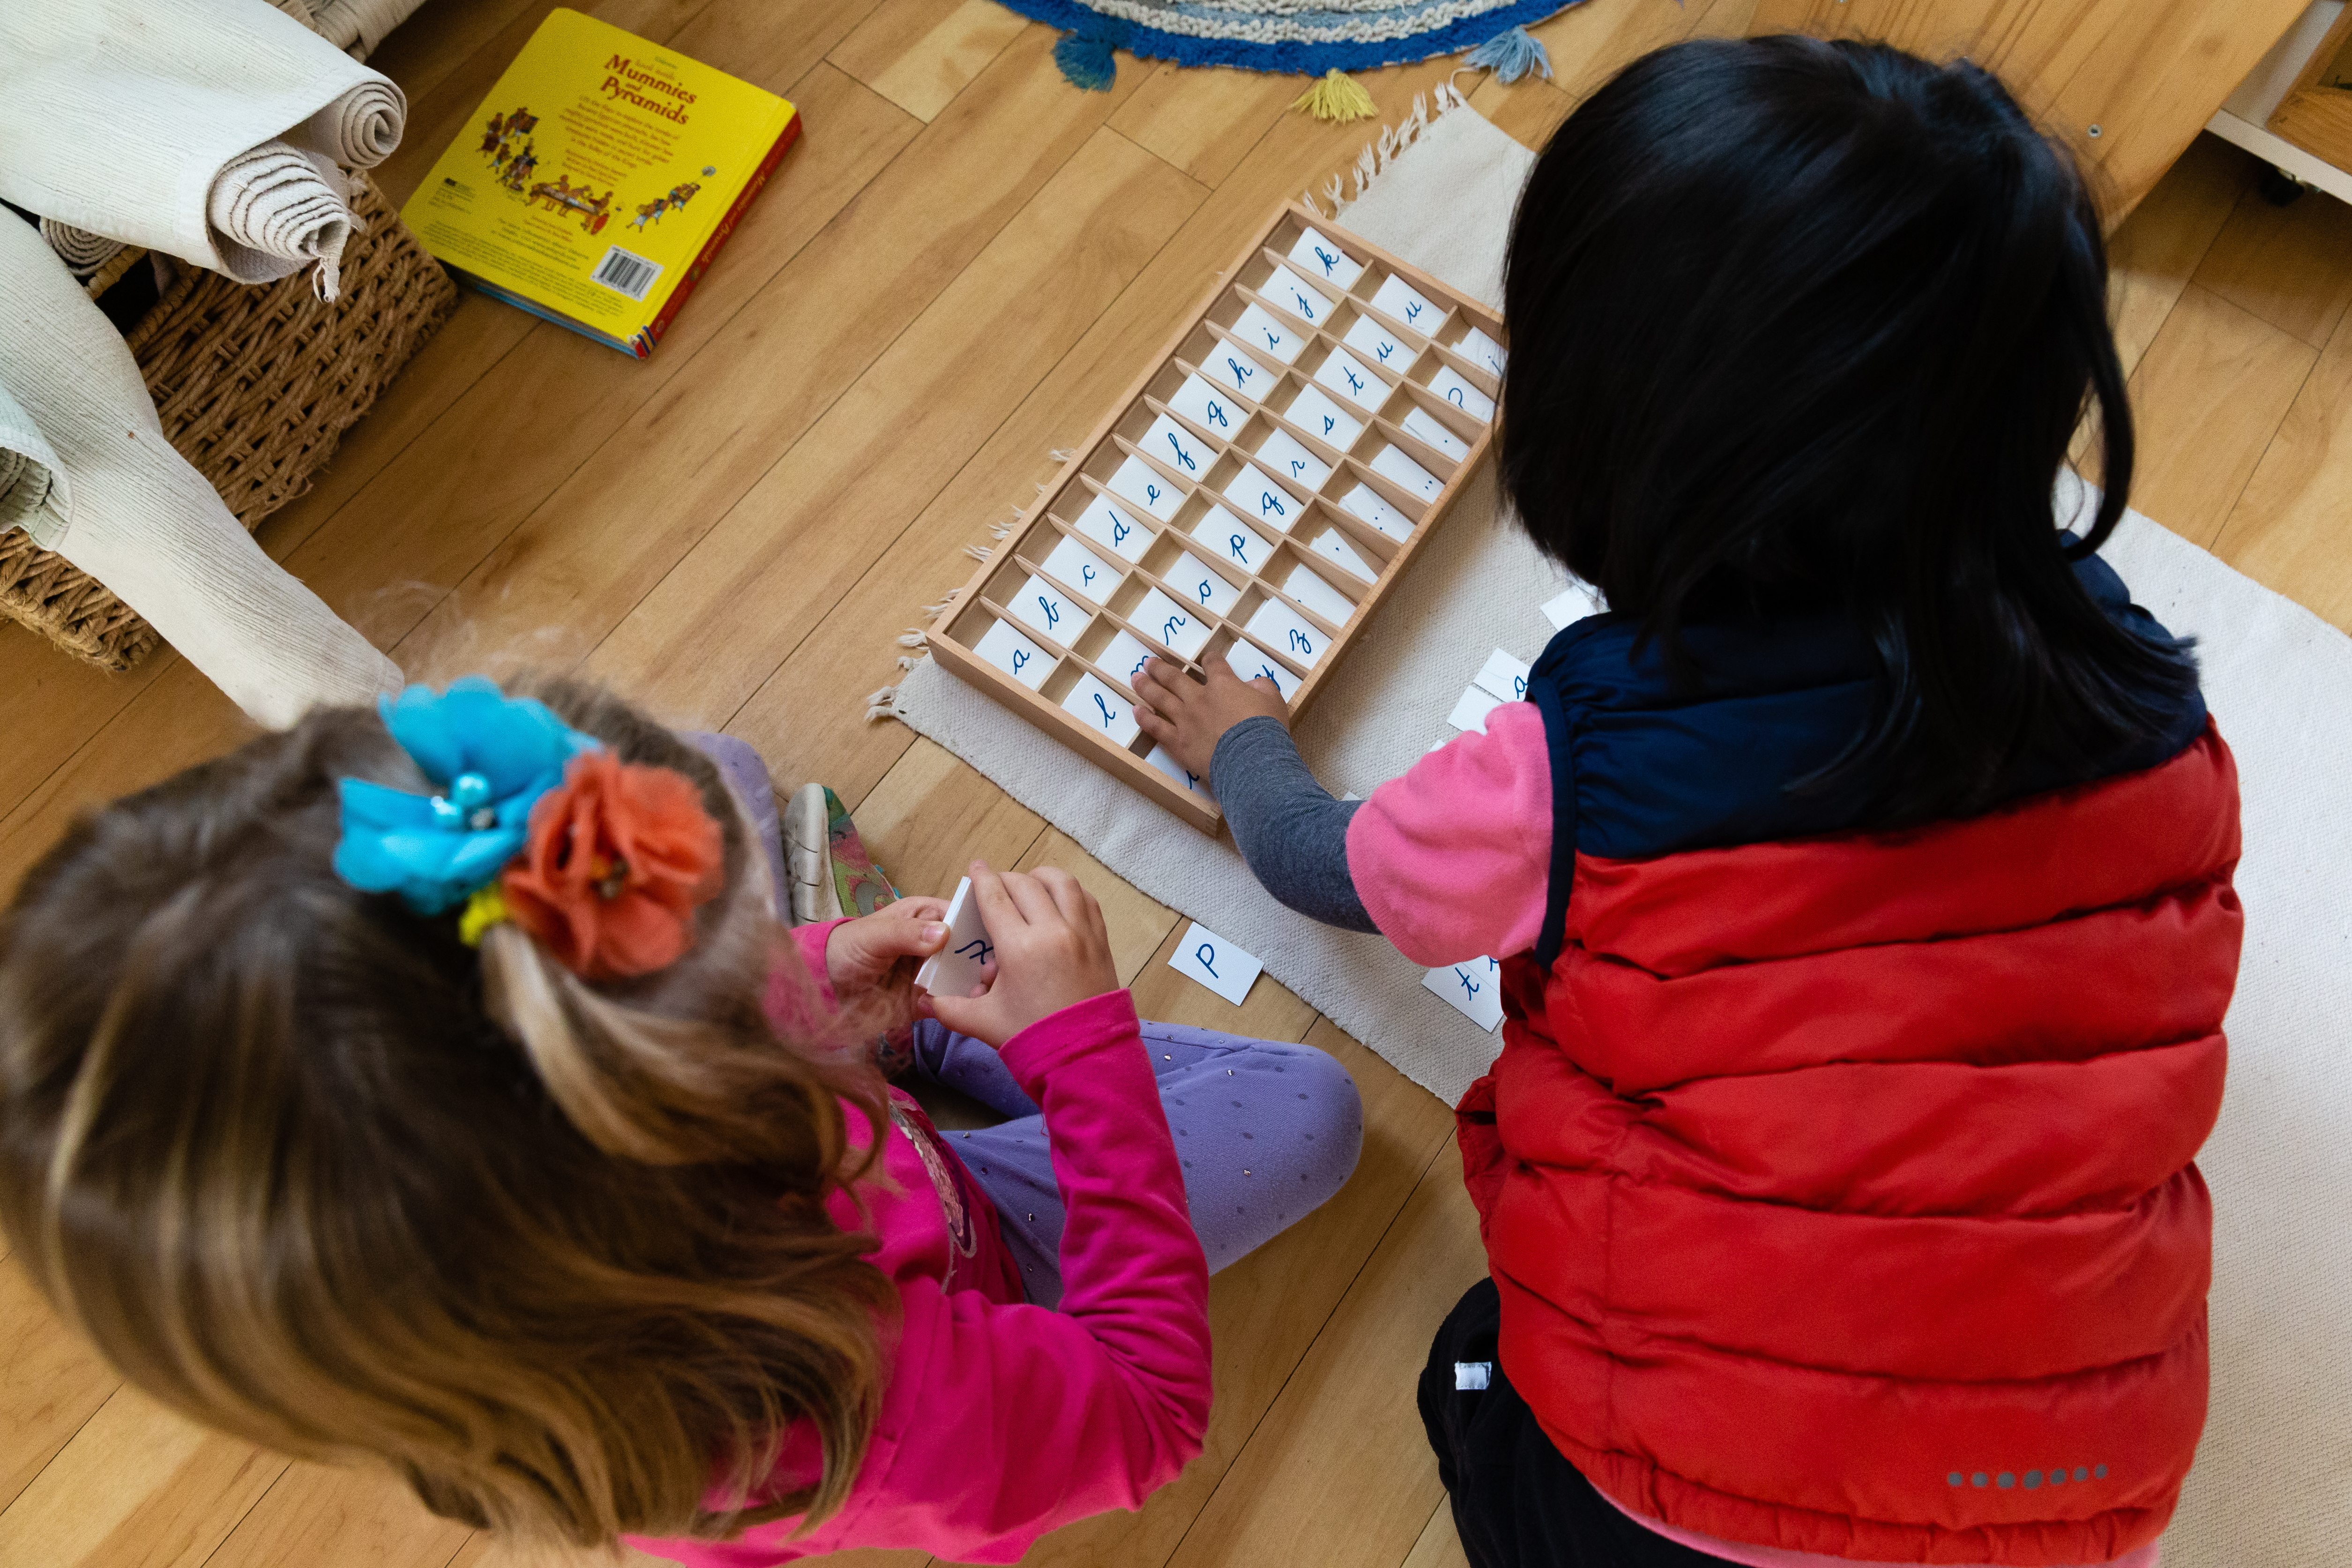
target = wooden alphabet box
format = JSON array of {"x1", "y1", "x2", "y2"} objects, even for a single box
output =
[{"x1": 925, "y1": 202, "x2": 1507, "y2": 834}]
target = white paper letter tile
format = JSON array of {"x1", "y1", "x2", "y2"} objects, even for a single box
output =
[
  {"x1": 1039, "y1": 533, "x2": 1122, "y2": 605},
  {"x1": 1306, "y1": 525, "x2": 1377, "y2": 581},
  {"x1": 1225, "y1": 640, "x2": 1300, "y2": 700},
  {"x1": 1314, "y1": 347, "x2": 1389, "y2": 412},
  {"x1": 1009, "y1": 572, "x2": 1093, "y2": 646},
  {"x1": 1370, "y1": 443, "x2": 1443, "y2": 503},
  {"x1": 1193, "y1": 507, "x2": 1272, "y2": 574},
  {"x1": 1288, "y1": 225, "x2": 1366, "y2": 289},
  {"x1": 1108, "y1": 454, "x2": 1183, "y2": 522},
  {"x1": 1283, "y1": 562, "x2": 1356, "y2": 627},
  {"x1": 1206, "y1": 339, "x2": 1276, "y2": 401},
  {"x1": 1424, "y1": 955, "x2": 1504, "y2": 1030},
  {"x1": 974, "y1": 618, "x2": 1055, "y2": 690},
  {"x1": 1167, "y1": 373, "x2": 1244, "y2": 440},
  {"x1": 914, "y1": 878, "x2": 994, "y2": 997},
  {"x1": 1169, "y1": 921, "x2": 1262, "y2": 1006},
  {"x1": 1262, "y1": 263, "x2": 1335, "y2": 328},
  {"x1": 1163, "y1": 551, "x2": 1241, "y2": 617},
  {"x1": 1474, "y1": 648, "x2": 1531, "y2": 704},
  {"x1": 1143, "y1": 413, "x2": 1215, "y2": 482},
  {"x1": 1061, "y1": 672, "x2": 1141, "y2": 746},
  {"x1": 1246, "y1": 596, "x2": 1326, "y2": 668},
  {"x1": 1342, "y1": 312, "x2": 1416, "y2": 375},
  {"x1": 1456, "y1": 325, "x2": 1507, "y2": 377},
  {"x1": 1075, "y1": 493, "x2": 1152, "y2": 562},
  {"x1": 1448, "y1": 683, "x2": 1505, "y2": 734},
  {"x1": 1232, "y1": 301, "x2": 1307, "y2": 364},
  {"x1": 1540, "y1": 582, "x2": 1604, "y2": 630},
  {"x1": 1370, "y1": 273, "x2": 1445, "y2": 337},
  {"x1": 1427, "y1": 364, "x2": 1495, "y2": 421},
  {"x1": 1253, "y1": 425, "x2": 1333, "y2": 492},
  {"x1": 1222, "y1": 463, "x2": 1301, "y2": 532},
  {"x1": 1100, "y1": 627, "x2": 1158, "y2": 692},
  {"x1": 1146, "y1": 744, "x2": 1211, "y2": 801},
  {"x1": 1401, "y1": 405, "x2": 1470, "y2": 464},
  {"x1": 1337, "y1": 482, "x2": 1414, "y2": 542},
  {"x1": 1135, "y1": 587, "x2": 1213, "y2": 660},
  {"x1": 1279, "y1": 384, "x2": 1365, "y2": 450}
]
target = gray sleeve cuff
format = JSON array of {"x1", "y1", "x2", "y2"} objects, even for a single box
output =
[{"x1": 1208, "y1": 716, "x2": 1377, "y2": 933}]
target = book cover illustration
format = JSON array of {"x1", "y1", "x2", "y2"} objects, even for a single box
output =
[{"x1": 400, "y1": 8, "x2": 798, "y2": 358}]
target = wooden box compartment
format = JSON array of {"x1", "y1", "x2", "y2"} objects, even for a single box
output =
[{"x1": 925, "y1": 201, "x2": 1505, "y2": 833}]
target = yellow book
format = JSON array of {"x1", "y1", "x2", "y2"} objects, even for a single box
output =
[{"x1": 399, "y1": 8, "x2": 798, "y2": 358}]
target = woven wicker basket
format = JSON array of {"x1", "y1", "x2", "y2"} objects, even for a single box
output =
[{"x1": 0, "y1": 172, "x2": 457, "y2": 672}]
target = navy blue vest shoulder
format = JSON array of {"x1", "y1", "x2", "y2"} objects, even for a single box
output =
[{"x1": 1525, "y1": 547, "x2": 2207, "y2": 964}]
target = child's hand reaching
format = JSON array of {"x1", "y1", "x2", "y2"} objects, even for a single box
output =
[
  {"x1": 1133, "y1": 657, "x2": 1288, "y2": 782},
  {"x1": 824, "y1": 896, "x2": 952, "y2": 1013},
  {"x1": 926, "y1": 862, "x2": 1120, "y2": 1048}
]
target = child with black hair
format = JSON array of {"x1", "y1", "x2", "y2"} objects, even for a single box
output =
[{"x1": 1135, "y1": 34, "x2": 2240, "y2": 1568}]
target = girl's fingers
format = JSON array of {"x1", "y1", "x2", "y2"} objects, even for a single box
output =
[
  {"x1": 1033, "y1": 865, "x2": 1089, "y2": 928},
  {"x1": 965, "y1": 861, "x2": 1025, "y2": 933},
  {"x1": 999, "y1": 867, "x2": 1063, "y2": 927},
  {"x1": 892, "y1": 896, "x2": 950, "y2": 923}
]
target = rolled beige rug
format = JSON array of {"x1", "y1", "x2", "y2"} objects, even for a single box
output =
[
  {"x1": 0, "y1": 206, "x2": 401, "y2": 726},
  {"x1": 36, "y1": 217, "x2": 123, "y2": 278},
  {"x1": 301, "y1": 77, "x2": 404, "y2": 164},
  {"x1": 206, "y1": 142, "x2": 359, "y2": 298},
  {"x1": 0, "y1": 0, "x2": 404, "y2": 285}
]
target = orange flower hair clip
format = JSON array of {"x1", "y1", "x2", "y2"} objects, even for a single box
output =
[{"x1": 496, "y1": 752, "x2": 726, "y2": 980}]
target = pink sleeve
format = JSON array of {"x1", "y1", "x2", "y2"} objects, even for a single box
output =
[
  {"x1": 804, "y1": 991, "x2": 1210, "y2": 1560},
  {"x1": 1345, "y1": 700, "x2": 1553, "y2": 966}
]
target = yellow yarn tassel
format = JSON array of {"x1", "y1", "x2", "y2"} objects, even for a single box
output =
[{"x1": 1292, "y1": 68, "x2": 1377, "y2": 124}]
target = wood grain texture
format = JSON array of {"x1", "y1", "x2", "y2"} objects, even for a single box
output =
[
  {"x1": 201, "y1": 1462, "x2": 472, "y2": 1568},
  {"x1": 578, "y1": 122, "x2": 1202, "y2": 728},
  {"x1": 851, "y1": 737, "x2": 1048, "y2": 899},
  {"x1": 2213, "y1": 310, "x2": 2352, "y2": 634},
  {"x1": 1107, "y1": 66, "x2": 1304, "y2": 190},
  {"x1": 2105, "y1": 133, "x2": 2255, "y2": 376},
  {"x1": 831, "y1": 0, "x2": 1031, "y2": 121},
  {"x1": 1401, "y1": 1502, "x2": 1473, "y2": 1568},
  {"x1": 1163, "y1": 1139, "x2": 1488, "y2": 1568},
  {"x1": 1746, "y1": 0, "x2": 2307, "y2": 217},
  {"x1": 2125, "y1": 284, "x2": 2314, "y2": 547},
  {"x1": 2193, "y1": 178, "x2": 2352, "y2": 352},
  {"x1": 0, "y1": 1259, "x2": 116, "y2": 1515},
  {"x1": 0, "y1": 1386, "x2": 284, "y2": 1568}
]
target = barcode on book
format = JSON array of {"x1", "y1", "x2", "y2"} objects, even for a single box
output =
[{"x1": 590, "y1": 246, "x2": 661, "y2": 300}]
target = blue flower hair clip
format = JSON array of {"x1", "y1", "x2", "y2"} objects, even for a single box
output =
[{"x1": 334, "y1": 677, "x2": 600, "y2": 915}]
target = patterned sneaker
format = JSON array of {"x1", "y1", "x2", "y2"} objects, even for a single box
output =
[{"x1": 783, "y1": 783, "x2": 900, "y2": 926}]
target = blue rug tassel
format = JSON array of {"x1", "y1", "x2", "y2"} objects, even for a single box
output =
[
  {"x1": 1054, "y1": 30, "x2": 1119, "y2": 90},
  {"x1": 1464, "y1": 24, "x2": 1553, "y2": 85}
]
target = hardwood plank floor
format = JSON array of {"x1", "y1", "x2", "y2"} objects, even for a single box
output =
[{"x1": 0, "y1": 0, "x2": 2344, "y2": 1553}]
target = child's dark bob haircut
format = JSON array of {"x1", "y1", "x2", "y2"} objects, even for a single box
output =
[{"x1": 1501, "y1": 35, "x2": 2197, "y2": 825}]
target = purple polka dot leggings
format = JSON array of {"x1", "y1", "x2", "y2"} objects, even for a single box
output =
[{"x1": 910, "y1": 1018, "x2": 1364, "y2": 1309}]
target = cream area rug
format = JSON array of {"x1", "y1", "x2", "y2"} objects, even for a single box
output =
[{"x1": 888, "y1": 95, "x2": 2352, "y2": 1567}]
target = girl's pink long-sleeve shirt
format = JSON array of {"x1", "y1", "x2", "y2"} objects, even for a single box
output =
[{"x1": 629, "y1": 921, "x2": 1211, "y2": 1567}]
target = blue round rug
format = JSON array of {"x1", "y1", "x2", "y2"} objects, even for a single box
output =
[{"x1": 1001, "y1": 0, "x2": 1581, "y2": 83}]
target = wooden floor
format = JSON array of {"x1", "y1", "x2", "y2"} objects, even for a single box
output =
[{"x1": 3, "y1": 1, "x2": 2349, "y2": 1564}]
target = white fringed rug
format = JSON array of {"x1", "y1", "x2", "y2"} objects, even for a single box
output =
[{"x1": 889, "y1": 96, "x2": 2352, "y2": 1567}]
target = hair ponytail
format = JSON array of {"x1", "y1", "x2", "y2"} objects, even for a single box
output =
[{"x1": 0, "y1": 679, "x2": 899, "y2": 1547}]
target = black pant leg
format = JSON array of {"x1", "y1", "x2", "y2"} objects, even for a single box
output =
[{"x1": 1420, "y1": 1279, "x2": 1742, "y2": 1568}]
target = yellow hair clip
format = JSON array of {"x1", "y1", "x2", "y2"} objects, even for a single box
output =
[{"x1": 458, "y1": 884, "x2": 511, "y2": 948}]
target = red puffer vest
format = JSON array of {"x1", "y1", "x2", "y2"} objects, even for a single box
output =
[{"x1": 1457, "y1": 725, "x2": 2242, "y2": 1565}]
